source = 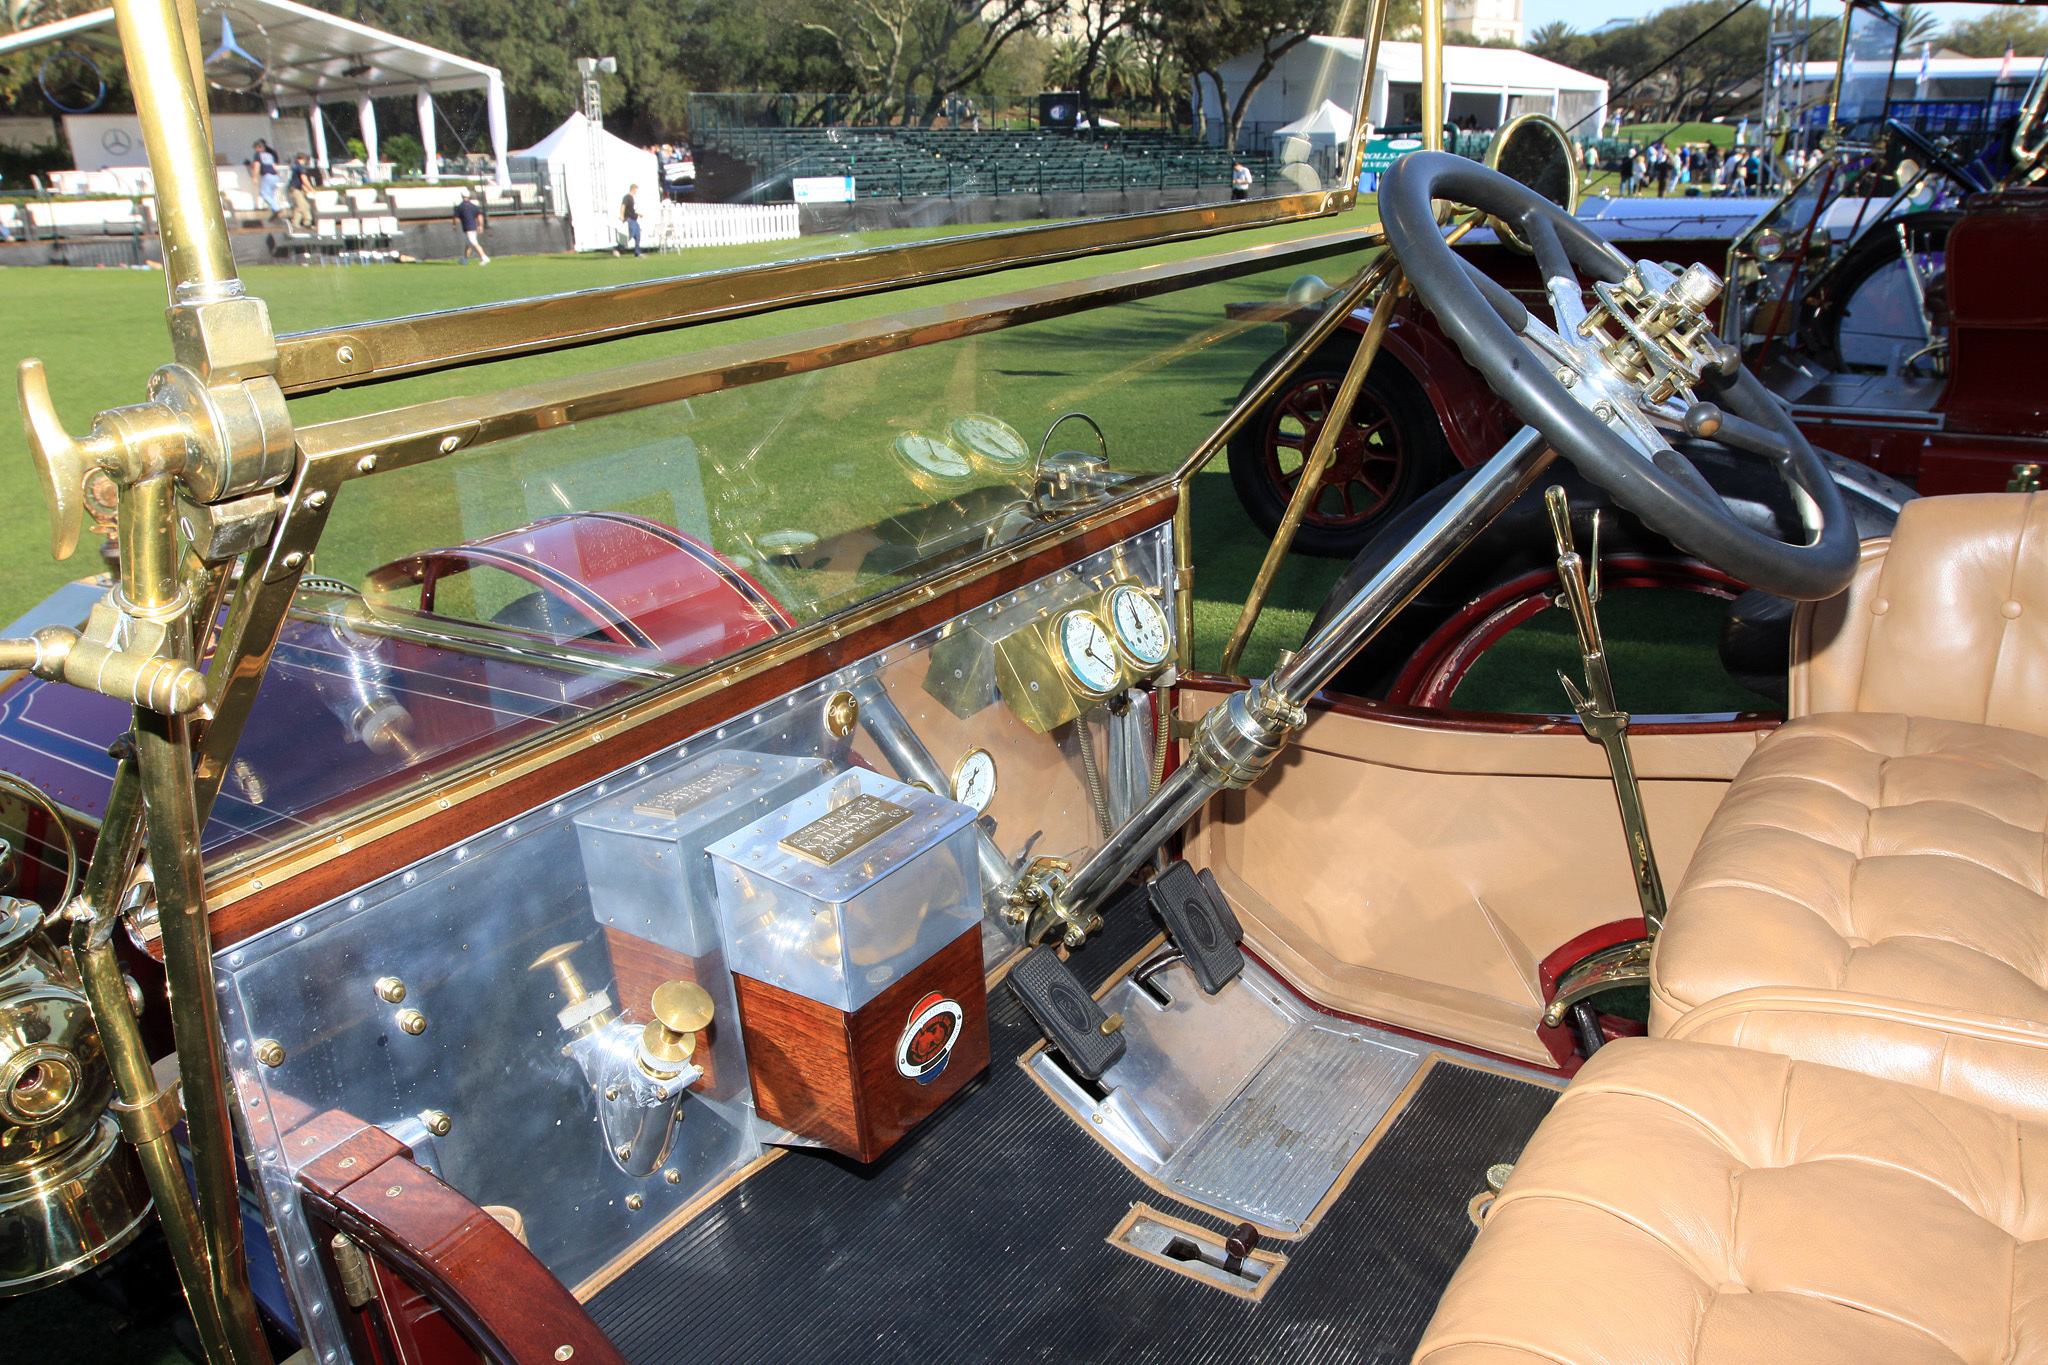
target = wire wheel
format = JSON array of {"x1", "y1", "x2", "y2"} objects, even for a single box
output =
[{"x1": 1228, "y1": 355, "x2": 1448, "y2": 559}]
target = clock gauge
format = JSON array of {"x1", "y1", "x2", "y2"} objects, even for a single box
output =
[
  {"x1": 1054, "y1": 610, "x2": 1123, "y2": 697},
  {"x1": 950, "y1": 748, "x2": 997, "y2": 814},
  {"x1": 1105, "y1": 584, "x2": 1170, "y2": 669},
  {"x1": 950, "y1": 414, "x2": 1031, "y2": 475},
  {"x1": 892, "y1": 431, "x2": 976, "y2": 493}
]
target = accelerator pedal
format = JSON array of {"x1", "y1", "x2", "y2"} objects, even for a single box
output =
[
  {"x1": 1148, "y1": 862, "x2": 1244, "y2": 996},
  {"x1": 1011, "y1": 946, "x2": 1126, "y2": 1080}
]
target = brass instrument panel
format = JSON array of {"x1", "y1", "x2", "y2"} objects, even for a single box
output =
[{"x1": 988, "y1": 577, "x2": 1173, "y2": 733}]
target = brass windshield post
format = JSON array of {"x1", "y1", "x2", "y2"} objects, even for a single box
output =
[
  {"x1": 0, "y1": 0, "x2": 292, "y2": 1358},
  {"x1": 1421, "y1": 0, "x2": 1446, "y2": 152},
  {"x1": 1539, "y1": 485, "x2": 1662, "y2": 1035}
]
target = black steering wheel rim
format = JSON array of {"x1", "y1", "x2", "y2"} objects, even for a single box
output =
[{"x1": 1378, "y1": 151, "x2": 1859, "y2": 601}]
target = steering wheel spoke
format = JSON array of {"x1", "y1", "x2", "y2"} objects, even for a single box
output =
[{"x1": 1377, "y1": 151, "x2": 1859, "y2": 601}]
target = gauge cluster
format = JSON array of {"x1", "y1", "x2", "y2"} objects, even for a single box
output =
[{"x1": 983, "y1": 573, "x2": 1175, "y2": 734}]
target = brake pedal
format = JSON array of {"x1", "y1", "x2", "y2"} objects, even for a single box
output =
[
  {"x1": 1010, "y1": 946, "x2": 1126, "y2": 1081},
  {"x1": 1148, "y1": 862, "x2": 1244, "y2": 995}
]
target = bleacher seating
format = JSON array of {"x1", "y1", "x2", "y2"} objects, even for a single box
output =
[{"x1": 694, "y1": 126, "x2": 1276, "y2": 201}]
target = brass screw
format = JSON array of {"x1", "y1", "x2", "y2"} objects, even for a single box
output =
[
  {"x1": 395, "y1": 1009, "x2": 426, "y2": 1036},
  {"x1": 438, "y1": 434, "x2": 462, "y2": 453},
  {"x1": 615, "y1": 1144, "x2": 633, "y2": 1161},
  {"x1": 255, "y1": 1038, "x2": 286, "y2": 1067},
  {"x1": 625, "y1": 1194, "x2": 643, "y2": 1211},
  {"x1": 1099, "y1": 1013, "x2": 1124, "y2": 1036},
  {"x1": 662, "y1": 1169, "x2": 681, "y2": 1185},
  {"x1": 374, "y1": 977, "x2": 407, "y2": 1004},
  {"x1": 555, "y1": 1349, "x2": 575, "y2": 1362},
  {"x1": 418, "y1": 1109, "x2": 452, "y2": 1137},
  {"x1": 385, "y1": 1186, "x2": 403, "y2": 1198},
  {"x1": 337, "y1": 1156, "x2": 356, "y2": 1169},
  {"x1": 336, "y1": 345, "x2": 355, "y2": 364}
]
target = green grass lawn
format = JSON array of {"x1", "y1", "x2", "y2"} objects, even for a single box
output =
[{"x1": 1616, "y1": 121, "x2": 1740, "y2": 150}]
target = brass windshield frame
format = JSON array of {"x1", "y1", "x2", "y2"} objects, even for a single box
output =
[{"x1": 277, "y1": 0, "x2": 1389, "y2": 398}]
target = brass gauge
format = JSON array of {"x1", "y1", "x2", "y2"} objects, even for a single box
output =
[
  {"x1": 950, "y1": 414, "x2": 1031, "y2": 476},
  {"x1": 893, "y1": 431, "x2": 977, "y2": 494},
  {"x1": 951, "y1": 748, "x2": 996, "y2": 814},
  {"x1": 1104, "y1": 584, "x2": 1170, "y2": 670},
  {"x1": 1053, "y1": 609, "x2": 1123, "y2": 698}
]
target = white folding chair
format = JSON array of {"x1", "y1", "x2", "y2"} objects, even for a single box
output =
[{"x1": 337, "y1": 217, "x2": 360, "y2": 266}]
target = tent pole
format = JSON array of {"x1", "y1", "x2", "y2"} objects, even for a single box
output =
[
  {"x1": 417, "y1": 87, "x2": 438, "y2": 182},
  {"x1": 488, "y1": 73, "x2": 511, "y2": 187},
  {"x1": 358, "y1": 92, "x2": 380, "y2": 180},
  {"x1": 309, "y1": 103, "x2": 328, "y2": 170}
]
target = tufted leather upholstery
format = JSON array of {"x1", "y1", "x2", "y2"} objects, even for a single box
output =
[
  {"x1": 1649, "y1": 493, "x2": 2048, "y2": 1118},
  {"x1": 1414, "y1": 1038, "x2": 2048, "y2": 1365},
  {"x1": 1791, "y1": 493, "x2": 2048, "y2": 737}
]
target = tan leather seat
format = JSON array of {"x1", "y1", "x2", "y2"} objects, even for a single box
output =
[
  {"x1": 1414, "y1": 1038, "x2": 2048, "y2": 1365},
  {"x1": 1650, "y1": 494, "x2": 2048, "y2": 1119}
]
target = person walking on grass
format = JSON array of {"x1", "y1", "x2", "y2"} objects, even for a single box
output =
[
  {"x1": 285, "y1": 153, "x2": 318, "y2": 230},
  {"x1": 620, "y1": 184, "x2": 642, "y2": 256},
  {"x1": 249, "y1": 139, "x2": 283, "y2": 220},
  {"x1": 454, "y1": 189, "x2": 489, "y2": 264}
]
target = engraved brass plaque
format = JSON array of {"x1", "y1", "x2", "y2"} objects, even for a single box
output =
[
  {"x1": 779, "y1": 794, "x2": 913, "y2": 866},
  {"x1": 633, "y1": 762, "x2": 758, "y2": 820}
]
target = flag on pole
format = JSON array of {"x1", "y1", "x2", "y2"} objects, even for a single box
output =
[
  {"x1": 2000, "y1": 42, "x2": 2015, "y2": 84},
  {"x1": 1917, "y1": 42, "x2": 1931, "y2": 96}
]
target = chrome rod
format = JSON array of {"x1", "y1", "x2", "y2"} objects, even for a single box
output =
[{"x1": 1052, "y1": 427, "x2": 1555, "y2": 932}]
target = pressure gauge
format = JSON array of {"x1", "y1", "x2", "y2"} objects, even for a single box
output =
[
  {"x1": 951, "y1": 414, "x2": 1031, "y2": 475},
  {"x1": 951, "y1": 748, "x2": 997, "y2": 814},
  {"x1": 1054, "y1": 609, "x2": 1122, "y2": 697},
  {"x1": 1105, "y1": 584, "x2": 1170, "y2": 669},
  {"x1": 893, "y1": 431, "x2": 976, "y2": 493}
]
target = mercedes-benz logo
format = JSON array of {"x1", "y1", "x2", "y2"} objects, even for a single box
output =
[
  {"x1": 201, "y1": 5, "x2": 269, "y2": 92},
  {"x1": 101, "y1": 128, "x2": 132, "y2": 156}
]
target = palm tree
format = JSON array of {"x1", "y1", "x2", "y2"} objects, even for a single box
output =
[{"x1": 1894, "y1": 4, "x2": 1943, "y2": 50}]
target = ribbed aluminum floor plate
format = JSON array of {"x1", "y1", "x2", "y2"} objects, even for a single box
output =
[{"x1": 1158, "y1": 1024, "x2": 1422, "y2": 1233}]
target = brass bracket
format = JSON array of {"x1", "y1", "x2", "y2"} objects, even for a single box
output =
[
  {"x1": 109, "y1": 1081, "x2": 185, "y2": 1146},
  {"x1": 1542, "y1": 939, "x2": 1654, "y2": 1028},
  {"x1": 1005, "y1": 855, "x2": 1099, "y2": 948}
]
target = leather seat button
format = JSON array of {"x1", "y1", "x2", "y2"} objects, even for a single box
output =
[
  {"x1": 2004, "y1": 600, "x2": 2024, "y2": 619},
  {"x1": 1872, "y1": 598, "x2": 1890, "y2": 615}
]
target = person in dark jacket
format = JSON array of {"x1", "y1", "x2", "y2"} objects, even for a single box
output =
[
  {"x1": 619, "y1": 185, "x2": 642, "y2": 256},
  {"x1": 454, "y1": 190, "x2": 489, "y2": 264}
]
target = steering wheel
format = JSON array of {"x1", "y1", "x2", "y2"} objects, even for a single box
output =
[{"x1": 1377, "y1": 152, "x2": 1859, "y2": 601}]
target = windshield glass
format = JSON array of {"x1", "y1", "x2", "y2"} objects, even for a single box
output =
[
  {"x1": 1833, "y1": 1, "x2": 1902, "y2": 140},
  {"x1": 198, "y1": 228, "x2": 1381, "y2": 868}
]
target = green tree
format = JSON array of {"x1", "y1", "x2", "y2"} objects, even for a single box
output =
[
  {"x1": 1151, "y1": 0, "x2": 1345, "y2": 149},
  {"x1": 1942, "y1": 10, "x2": 2048, "y2": 59}
]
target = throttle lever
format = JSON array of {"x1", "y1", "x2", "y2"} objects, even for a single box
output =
[{"x1": 0, "y1": 625, "x2": 207, "y2": 715}]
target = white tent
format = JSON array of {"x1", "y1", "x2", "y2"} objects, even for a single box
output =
[
  {"x1": 517, "y1": 111, "x2": 659, "y2": 252},
  {"x1": 1275, "y1": 99, "x2": 1355, "y2": 142}
]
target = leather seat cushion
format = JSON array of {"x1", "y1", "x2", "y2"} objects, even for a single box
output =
[
  {"x1": 1414, "y1": 1038, "x2": 2048, "y2": 1365},
  {"x1": 1648, "y1": 711, "x2": 2048, "y2": 1111}
]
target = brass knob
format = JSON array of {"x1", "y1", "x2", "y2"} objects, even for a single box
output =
[
  {"x1": 18, "y1": 359, "x2": 100, "y2": 561},
  {"x1": 640, "y1": 980, "x2": 714, "y2": 1070},
  {"x1": 529, "y1": 942, "x2": 589, "y2": 1002},
  {"x1": 823, "y1": 689, "x2": 859, "y2": 738},
  {"x1": 652, "y1": 980, "x2": 714, "y2": 1034}
]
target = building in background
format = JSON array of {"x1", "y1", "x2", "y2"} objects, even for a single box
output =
[{"x1": 1445, "y1": 0, "x2": 1525, "y2": 47}]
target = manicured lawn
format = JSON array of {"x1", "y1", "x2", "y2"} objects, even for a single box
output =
[{"x1": 1616, "y1": 121, "x2": 1740, "y2": 150}]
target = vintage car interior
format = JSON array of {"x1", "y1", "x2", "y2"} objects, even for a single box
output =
[{"x1": 7, "y1": 1, "x2": 2048, "y2": 1363}]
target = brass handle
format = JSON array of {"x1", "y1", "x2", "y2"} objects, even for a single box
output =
[
  {"x1": 640, "y1": 980, "x2": 714, "y2": 1070},
  {"x1": 0, "y1": 625, "x2": 206, "y2": 714},
  {"x1": 18, "y1": 359, "x2": 106, "y2": 562}
]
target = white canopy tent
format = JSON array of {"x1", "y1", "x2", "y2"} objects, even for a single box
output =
[
  {"x1": 0, "y1": 0, "x2": 510, "y2": 186},
  {"x1": 516, "y1": 111, "x2": 657, "y2": 252},
  {"x1": 1274, "y1": 99, "x2": 1356, "y2": 143}
]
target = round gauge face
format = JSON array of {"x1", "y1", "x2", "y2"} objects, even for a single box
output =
[
  {"x1": 1106, "y1": 585, "x2": 1170, "y2": 668},
  {"x1": 950, "y1": 414, "x2": 1031, "y2": 473},
  {"x1": 1055, "y1": 610, "x2": 1123, "y2": 696},
  {"x1": 951, "y1": 748, "x2": 997, "y2": 814},
  {"x1": 893, "y1": 432, "x2": 975, "y2": 489}
]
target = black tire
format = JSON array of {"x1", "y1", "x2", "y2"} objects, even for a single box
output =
[
  {"x1": 1227, "y1": 345, "x2": 1452, "y2": 559},
  {"x1": 1811, "y1": 210, "x2": 1960, "y2": 373}
]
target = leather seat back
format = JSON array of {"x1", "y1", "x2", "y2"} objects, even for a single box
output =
[{"x1": 1792, "y1": 492, "x2": 2048, "y2": 737}]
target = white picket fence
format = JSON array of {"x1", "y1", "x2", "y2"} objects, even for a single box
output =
[{"x1": 653, "y1": 202, "x2": 800, "y2": 251}]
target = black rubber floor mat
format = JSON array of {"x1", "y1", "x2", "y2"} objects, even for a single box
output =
[{"x1": 587, "y1": 913, "x2": 1556, "y2": 1365}]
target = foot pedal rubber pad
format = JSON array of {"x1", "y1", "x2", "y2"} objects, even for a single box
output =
[
  {"x1": 1150, "y1": 861, "x2": 1244, "y2": 995},
  {"x1": 1010, "y1": 946, "x2": 1126, "y2": 1081}
]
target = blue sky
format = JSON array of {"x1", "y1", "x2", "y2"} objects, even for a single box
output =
[{"x1": 1521, "y1": 0, "x2": 2010, "y2": 37}]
